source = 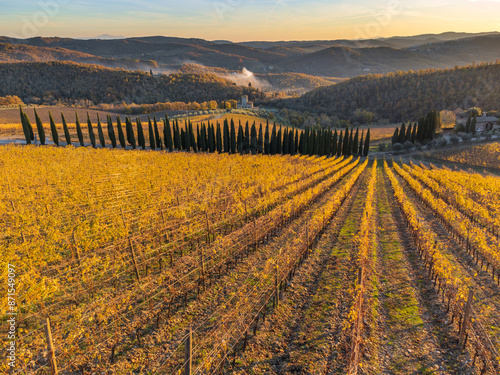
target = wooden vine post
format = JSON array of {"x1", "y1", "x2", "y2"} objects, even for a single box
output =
[
  {"x1": 72, "y1": 231, "x2": 81, "y2": 267},
  {"x1": 128, "y1": 237, "x2": 141, "y2": 281},
  {"x1": 184, "y1": 327, "x2": 192, "y2": 375},
  {"x1": 459, "y1": 290, "x2": 474, "y2": 347},
  {"x1": 45, "y1": 317, "x2": 58, "y2": 375},
  {"x1": 205, "y1": 212, "x2": 211, "y2": 244},
  {"x1": 199, "y1": 244, "x2": 206, "y2": 292},
  {"x1": 275, "y1": 262, "x2": 279, "y2": 306}
]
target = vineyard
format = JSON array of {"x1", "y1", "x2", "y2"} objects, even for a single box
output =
[
  {"x1": 1, "y1": 144, "x2": 500, "y2": 374},
  {"x1": 430, "y1": 142, "x2": 500, "y2": 170}
]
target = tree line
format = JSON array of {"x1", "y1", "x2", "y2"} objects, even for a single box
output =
[
  {"x1": 391, "y1": 110, "x2": 441, "y2": 145},
  {"x1": 300, "y1": 125, "x2": 370, "y2": 157},
  {"x1": 1, "y1": 61, "x2": 264, "y2": 106},
  {"x1": 19, "y1": 107, "x2": 370, "y2": 157}
]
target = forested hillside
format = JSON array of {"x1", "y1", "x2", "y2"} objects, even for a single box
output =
[
  {"x1": 0, "y1": 42, "x2": 157, "y2": 70},
  {"x1": 0, "y1": 61, "x2": 263, "y2": 105},
  {"x1": 272, "y1": 63, "x2": 500, "y2": 122}
]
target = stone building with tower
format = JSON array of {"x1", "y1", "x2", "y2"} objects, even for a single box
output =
[{"x1": 237, "y1": 95, "x2": 254, "y2": 109}]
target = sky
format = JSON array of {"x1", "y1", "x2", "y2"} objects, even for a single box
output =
[{"x1": 1, "y1": 0, "x2": 499, "y2": 41}]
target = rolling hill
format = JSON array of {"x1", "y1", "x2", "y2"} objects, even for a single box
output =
[
  {"x1": 0, "y1": 61, "x2": 264, "y2": 105},
  {"x1": 272, "y1": 62, "x2": 500, "y2": 122},
  {"x1": 1, "y1": 32, "x2": 499, "y2": 79}
]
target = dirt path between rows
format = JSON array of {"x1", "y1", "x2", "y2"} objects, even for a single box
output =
[{"x1": 371, "y1": 166, "x2": 476, "y2": 374}]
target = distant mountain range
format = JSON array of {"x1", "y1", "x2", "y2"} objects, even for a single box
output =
[{"x1": 0, "y1": 32, "x2": 499, "y2": 80}]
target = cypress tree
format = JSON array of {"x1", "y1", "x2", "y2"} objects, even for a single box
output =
[
  {"x1": 205, "y1": 123, "x2": 210, "y2": 151},
  {"x1": 61, "y1": 113, "x2": 71, "y2": 146},
  {"x1": 337, "y1": 130, "x2": 343, "y2": 156},
  {"x1": 277, "y1": 124, "x2": 282, "y2": 155},
  {"x1": 416, "y1": 118, "x2": 423, "y2": 142},
  {"x1": 283, "y1": 128, "x2": 289, "y2": 155},
  {"x1": 264, "y1": 122, "x2": 270, "y2": 155},
  {"x1": 318, "y1": 129, "x2": 324, "y2": 156},
  {"x1": 308, "y1": 128, "x2": 314, "y2": 156},
  {"x1": 148, "y1": 116, "x2": 156, "y2": 150},
  {"x1": 314, "y1": 130, "x2": 320, "y2": 156},
  {"x1": 348, "y1": 127, "x2": 354, "y2": 156},
  {"x1": 410, "y1": 122, "x2": 417, "y2": 143},
  {"x1": 209, "y1": 123, "x2": 216, "y2": 152},
  {"x1": 34, "y1": 109, "x2": 46, "y2": 145},
  {"x1": 331, "y1": 129, "x2": 338, "y2": 156},
  {"x1": 126, "y1": 117, "x2": 136, "y2": 149},
  {"x1": 116, "y1": 117, "x2": 126, "y2": 149},
  {"x1": 207, "y1": 122, "x2": 213, "y2": 152},
  {"x1": 245, "y1": 121, "x2": 250, "y2": 153},
  {"x1": 75, "y1": 112, "x2": 84, "y2": 147},
  {"x1": 20, "y1": 112, "x2": 30, "y2": 145},
  {"x1": 184, "y1": 127, "x2": 190, "y2": 150},
  {"x1": 230, "y1": 119, "x2": 236, "y2": 154},
  {"x1": 223, "y1": 119, "x2": 230, "y2": 153},
  {"x1": 205, "y1": 121, "x2": 213, "y2": 152},
  {"x1": 465, "y1": 114, "x2": 472, "y2": 133},
  {"x1": 21, "y1": 111, "x2": 35, "y2": 144},
  {"x1": 196, "y1": 125, "x2": 201, "y2": 150},
  {"x1": 172, "y1": 120, "x2": 178, "y2": 149},
  {"x1": 431, "y1": 111, "x2": 437, "y2": 139},
  {"x1": 250, "y1": 123, "x2": 257, "y2": 155},
  {"x1": 190, "y1": 122, "x2": 197, "y2": 153},
  {"x1": 237, "y1": 124, "x2": 244, "y2": 154},
  {"x1": 216, "y1": 122, "x2": 222, "y2": 153},
  {"x1": 294, "y1": 130, "x2": 299, "y2": 155},
  {"x1": 258, "y1": 123, "x2": 263, "y2": 154},
  {"x1": 137, "y1": 118, "x2": 146, "y2": 150},
  {"x1": 19, "y1": 107, "x2": 30, "y2": 144},
  {"x1": 342, "y1": 126, "x2": 350, "y2": 156},
  {"x1": 352, "y1": 127, "x2": 359, "y2": 156},
  {"x1": 286, "y1": 128, "x2": 291, "y2": 155},
  {"x1": 424, "y1": 112, "x2": 433, "y2": 140},
  {"x1": 471, "y1": 115, "x2": 477, "y2": 135},
  {"x1": 184, "y1": 122, "x2": 191, "y2": 151},
  {"x1": 154, "y1": 116, "x2": 162, "y2": 150},
  {"x1": 97, "y1": 114, "x2": 106, "y2": 148},
  {"x1": 49, "y1": 111, "x2": 59, "y2": 146},
  {"x1": 86, "y1": 113, "x2": 96, "y2": 148},
  {"x1": 180, "y1": 128, "x2": 186, "y2": 150},
  {"x1": 325, "y1": 128, "x2": 331, "y2": 156},
  {"x1": 391, "y1": 127, "x2": 399, "y2": 145},
  {"x1": 107, "y1": 115, "x2": 117, "y2": 148},
  {"x1": 200, "y1": 123, "x2": 207, "y2": 151},
  {"x1": 358, "y1": 130, "x2": 364, "y2": 156},
  {"x1": 298, "y1": 131, "x2": 304, "y2": 155},
  {"x1": 397, "y1": 122, "x2": 406, "y2": 144},
  {"x1": 164, "y1": 117, "x2": 173, "y2": 151},
  {"x1": 436, "y1": 110, "x2": 442, "y2": 132},
  {"x1": 270, "y1": 123, "x2": 277, "y2": 155},
  {"x1": 290, "y1": 128, "x2": 295, "y2": 154},
  {"x1": 174, "y1": 120, "x2": 182, "y2": 151},
  {"x1": 405, "y1": 123, "x2": 412, "y2": 143},
  {"x1": 398, "y1": 123, "x2": 406, "y2": 144},
  {"x1": 363, "y1": 128, "x2": 370, "y2": 156}
]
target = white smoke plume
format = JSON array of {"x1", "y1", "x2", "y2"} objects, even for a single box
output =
[{"x1": 222, "y1": 68, "x2": 271, "y2": 89}]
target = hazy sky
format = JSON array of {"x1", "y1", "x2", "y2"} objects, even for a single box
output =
[{"x1": 1, "y1": 0, "x2": 499, "y2": 41}]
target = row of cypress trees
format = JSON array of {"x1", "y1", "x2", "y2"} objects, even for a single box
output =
[
  {"x1": 168, "y1": 118, "x2": 300, "y2": 155},
  {"x1": 391, "y1": 110, "x2": 441, "y2": 145},
  {"x1": 19, "y1": 107, "x2": 371, "y2": 157},
  {"x1": 300, "y1": 126, "x2": 370, "y2": 157}
]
